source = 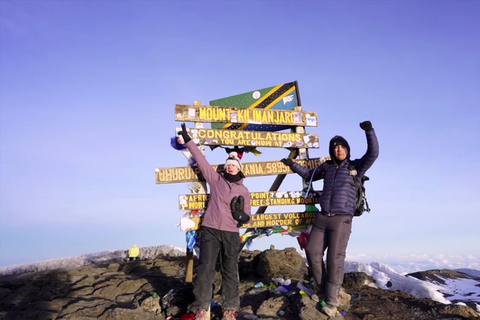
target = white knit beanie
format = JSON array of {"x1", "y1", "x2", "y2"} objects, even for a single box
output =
[{"x1": 224, "y1": 152, "x2": 242, "y2": 171}]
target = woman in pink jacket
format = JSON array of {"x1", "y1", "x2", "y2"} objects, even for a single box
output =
[{"x1": 177, "y1": 124, "x2": 251, "y2": 320}]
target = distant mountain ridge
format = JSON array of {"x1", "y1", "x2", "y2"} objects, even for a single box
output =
[
  {"x1": 409, "y1": 269, "x2": 475, "y2": 284},
  {"x1": 0, "y1": 245, "x2": 184, "y2": 276},
  {"x1": 454, "y1": 268, "x2": 480, "y2": 279}
]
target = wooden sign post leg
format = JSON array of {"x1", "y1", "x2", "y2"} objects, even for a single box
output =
[
  {"x1": 185, "y1": 248, "x2": 194, "y2": 283},
  {"x1": 294, "y1": 106, "x2": 312, "y2": 197},
  {"x1": 185, "y1": 100, "x2": 208, "y2": 284},
  {"x1": 294, "y1": 106, "x2": 309, "y2": 162}
]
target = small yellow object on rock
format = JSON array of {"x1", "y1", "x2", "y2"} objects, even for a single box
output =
[{"x1": 129, "y1": 244, "x2": 140, "y2": 260}]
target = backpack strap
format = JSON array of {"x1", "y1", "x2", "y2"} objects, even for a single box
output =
[
  {"x1": 349, "y1": 160, "x2": 371, "y2": 216},
  {"x1": 303, "y1": 160, "x2": 331, "y2": 198},
  {"x1": 303, "y1": 166, "x2": 318, "y2": 198},
  {"x1": 321, "y1": 160, "x2": 333, "y2": 179}
]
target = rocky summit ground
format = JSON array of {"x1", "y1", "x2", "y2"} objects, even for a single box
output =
[{"x1": 0, "y1": 247, "x2": 478, "y2": 320}]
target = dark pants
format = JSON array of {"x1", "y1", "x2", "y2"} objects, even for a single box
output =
[
  {"x1": 191, "y1": 226, "x2": 240, "y2": 311},
  {"x1": 305, "y1": 214, "x2": 352, "y2": 306}
]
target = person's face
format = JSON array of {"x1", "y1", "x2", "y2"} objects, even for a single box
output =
[
  {"x1": 334, "y1": 145, "x2": 348, "y2": 161},
  {"x1": 225, "y1": 164, "x2": 240, "y2": 175}
]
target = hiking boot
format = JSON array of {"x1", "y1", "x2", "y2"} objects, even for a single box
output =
[
  {"x1": 321, "y1": 304, "x2": 337, "y2": 318},
  {"x1": 195, "y1": 308, "x2": 209, "y2": 320},
  {"x1": 222, "y1": 309, "x2": 237, "y2": 320}
]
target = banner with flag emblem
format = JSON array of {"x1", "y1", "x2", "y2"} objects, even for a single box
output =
[{"x1": 210, "y1": 81, "x2": 302, "y2": 132}]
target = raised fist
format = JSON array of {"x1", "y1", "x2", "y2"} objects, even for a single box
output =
[{"x1": 359, "y1": 121, "x2": 373, "y2": 131}]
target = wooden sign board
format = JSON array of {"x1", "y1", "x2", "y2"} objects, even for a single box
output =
[
  {"x1": 184, "y1": 211, "x2": 317, "y2": 230},
  {"x1": 175, "y1": 104, "x2": 318, "y2": 127},
  {"x1": 177, "y1": 127, "x2": 319, "y2": 148},
  {"x1": 155, "y1": 157, "x2": 328, "y2": 184},
  {"x1": 179, "y1": 190, "x2": 322, "y2": 210}
]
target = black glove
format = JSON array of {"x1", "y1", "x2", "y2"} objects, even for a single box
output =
[
  {"x1": 281, "y1": 158, "x2": 293, "y2": 166},
  {"x1": 230, "y1": 196, "x2": 250, "y2": 226},
  {"x1": 177, "y1": 123, "x2": 191, "y2": 144},
  {"x1": 360, "y1": 121, "x2": 373, "y2": 131}
]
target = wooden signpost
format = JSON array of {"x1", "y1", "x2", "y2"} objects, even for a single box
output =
[
  {"x1": 157, "y1": 82, "x2": 323, "y2": 283},
  {"x1": 175, "y1": 104, "x2": 318, "y2": 127},
  {"x1": 178, "y1": 190, "x2": 322, "y2": 210},
  {"x1": 182, "y1": 211, "x2": 317, "y2": 231},
  {"x1": 174, "y1": 127, "x2": 319, "y2": 148},
  {"x1": 155, "y1": 158, "x2": 327, "y2": 184}
]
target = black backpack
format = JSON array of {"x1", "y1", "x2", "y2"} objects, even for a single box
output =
[{"x1": 319, "y1": 160, "x2": 371, "y2": 217}]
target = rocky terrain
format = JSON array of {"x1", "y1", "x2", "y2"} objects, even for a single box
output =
[{"x1": 0, "y1": 246, "x2": 478, "y2": 320}]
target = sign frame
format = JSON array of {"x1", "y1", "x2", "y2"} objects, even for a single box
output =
[
  {"x1": 175, "y1": 104, "x2": 318, "y2": 127},
  {"x1": 183, "y1": 211, "x2": 317, "y2": 231},
  {"x1": 155, "y1": 157, "x2": 328, "y2": 184},
  {"x1": 176, "y1": 127, "x2": 319, "y2": 149},
  {"x1": 178, "y1": 190, "x2": 322, "y2": 210}
]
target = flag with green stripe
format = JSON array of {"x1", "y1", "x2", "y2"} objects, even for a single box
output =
[{"x1": 210, "y1": 81, "x2": 301, "y2": 132}]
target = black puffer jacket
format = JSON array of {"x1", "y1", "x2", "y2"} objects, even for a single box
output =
[{"x1": 290, "y1": 129, "x2": 379, "y2": 216}]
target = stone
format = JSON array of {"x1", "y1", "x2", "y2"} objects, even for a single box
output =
[{"x1": 255, "y1": 247, "x2": 308, "y2": 280}]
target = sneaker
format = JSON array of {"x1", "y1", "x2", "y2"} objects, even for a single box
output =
[
  {"x1": 195, "y1": 309, "x2": 209, "y2": 320},
  {"x1": 321, "y1": 304, "x2": 337, "y2": 317},
  {"x1": 222, "y1": 309, "x2": 237, "y2": 320}
]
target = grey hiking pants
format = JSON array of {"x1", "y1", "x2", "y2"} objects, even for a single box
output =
[
  {"x1": 191, "y1": 226, "x2": 240, "y2": 311},
  {"x1": 305, "y1": 213, "x2": 352, "y2": 306}
]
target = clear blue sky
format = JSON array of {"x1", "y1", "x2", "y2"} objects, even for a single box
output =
[{"x1": 1, "y1": 0, "x2": 479, "y2": 270}]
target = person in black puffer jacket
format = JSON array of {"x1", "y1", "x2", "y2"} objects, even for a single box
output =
[{"x1": 281, "y1": 121, "x2": 379, "y2": 317}]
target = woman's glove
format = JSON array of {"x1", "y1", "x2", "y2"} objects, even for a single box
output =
[
  {"x1": 177, "y1": 123, "x2": 191, "y2": 144},
  {"x1": 280, "y1": 158, "x2": 293, "y2": 166},
  {"x1": 359, "y1": 121, "x2": 373, "y2": 131},
  {"x1": 230, "y1": 196, "x2": 250, "y2": 227}
]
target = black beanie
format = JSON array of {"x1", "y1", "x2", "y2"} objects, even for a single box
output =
[{"x1": 329, "y1": 135, "x2": 350, "y2": 160}]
